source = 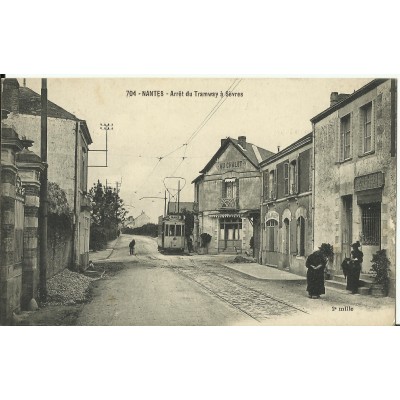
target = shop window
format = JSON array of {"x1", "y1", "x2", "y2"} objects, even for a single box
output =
[
  {"x1": 297, "y1": 216, "x2": 305, "y2": 256},
  {"x1": 361, "y1": 203, "x2": 381, "y2": 246},
  {"x1": 340, "y1": 114, "x2": 351, "y2": 161}
]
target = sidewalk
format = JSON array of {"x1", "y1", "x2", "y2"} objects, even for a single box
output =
[
  {"x1": 89, "y1": 236, "x2": 120, "y2": 262},
  {"x1": 222, "y1": 261, "x2": 306, "y2": 281}
]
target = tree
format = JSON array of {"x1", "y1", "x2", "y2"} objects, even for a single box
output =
[{"x1": 88, "y1": 180, "x2": 127, "y2": 249}]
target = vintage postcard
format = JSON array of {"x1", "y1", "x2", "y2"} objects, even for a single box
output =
[{"x1": 0, "y1": 77, "x2": 396, "y2": 325}]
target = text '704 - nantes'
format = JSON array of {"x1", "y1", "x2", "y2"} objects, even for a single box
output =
[{"x1": 126, "y1": 90, "x2": 244, "y2": 98}]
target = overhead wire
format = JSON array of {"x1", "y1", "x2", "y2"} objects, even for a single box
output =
[{"x1": 136, "y1": 78, "x2": 243, "y2": 193}]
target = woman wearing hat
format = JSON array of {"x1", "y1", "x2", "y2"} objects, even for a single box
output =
[
  {"x1": 305, "y1": 249, "x2": 328, "y2": 299},
  {"x1": 347, "y1": 241, "x2": 363, "y2": 294}
]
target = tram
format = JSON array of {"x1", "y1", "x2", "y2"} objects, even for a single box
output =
[{"x1": 157, "y1": 214, "x2": 186, "y2": 253}]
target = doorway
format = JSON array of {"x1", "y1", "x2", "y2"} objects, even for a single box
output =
[{"x1": 342, "y1": 195, "x2": 353, "y2": 258}]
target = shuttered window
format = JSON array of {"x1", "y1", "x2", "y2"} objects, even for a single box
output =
[
  {"x1": 284, "y1": 162, "x2": 289, "y2": 196},
  {"x1": 363, "y1": 102, "x2": 373, "y2": 153},
  {"x1": 340, "y1": 114, "x2": 351, "y2": 161}
]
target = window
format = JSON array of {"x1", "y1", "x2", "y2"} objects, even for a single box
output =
[
  {"x1": 297, "y1": 217, "x2": 305, "y2": 256},
  {"x1": 340, "y1": 114, "x2": 351, "y2": 160},
  {"x1": 269, "y1": 170, "x2": 276, "y2": 199},
  {"x1": 362, "y1": 103, "x2": 373, "y2": 153},
  {"x1": 176, "y1": 225, "x2": 182, "y2": 237},
  {"x1": 289, "y1": 160, "x2": 297, "y2": 194},
  {"x1": 361, "y1": 203, "x2": 381, "y2": 246},
  {"x1": 284, "y1": 162, "x2": 289, "y2": 196},
  {"x1": 266, "y1": 219, "x2": 278, "y2": 251}
]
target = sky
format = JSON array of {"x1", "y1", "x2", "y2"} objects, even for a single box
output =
[{"x1": 23, "y1": 77, "x2": 372, "y2": 222}]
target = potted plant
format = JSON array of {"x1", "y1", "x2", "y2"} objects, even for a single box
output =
[
  {"x1": 198, "y1": 233, "x2": 212, "y2": 254},
  {"x1": 370, "y1": 249, "x2": 391, "y2": 297},
  {"x1": 318, "y1": 243, "x2": 334, "y2": 280}
]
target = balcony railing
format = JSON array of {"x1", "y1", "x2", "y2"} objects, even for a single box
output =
[
  {"x1": 289, "y1": 183, "x2": 298, "y2": 195},
  {"x1": 219, "y1": 197, "x2": 239, "y2": 209},
  {"x1": 268, "y1": 189, "x2": 276, "y2": 201}
]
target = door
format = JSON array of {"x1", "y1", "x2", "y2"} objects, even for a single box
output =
[
  {"x1": 282, "y1": 218, "x2": 290, "y2": 270},
  {"x1": 342, "y1": 195, "x2": 353, "y2": 259}
]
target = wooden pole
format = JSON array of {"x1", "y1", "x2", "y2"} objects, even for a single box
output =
[{"x1": 39, "y1": 78, "x2": 48, "y2": 301}]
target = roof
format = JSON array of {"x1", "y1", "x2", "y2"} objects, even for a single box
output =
[
  {"x1": 198, "y1": 137, "x2": 274, "y2": 175},
  {"x1": 260, "y1": 132, "x2": 312, "y2": 166},
  {"x1": 18, "y1": 86, "x2": 93, "y2": 145},
  {"x1": 19, "y1": 86, "x2": 79, "y2": 120},
  {"x1": 16, "y1": 148, "x2": 43, "y2": 164},
  {"x1": 310, "y1": 79, "x2": 389, "y2": 124}
]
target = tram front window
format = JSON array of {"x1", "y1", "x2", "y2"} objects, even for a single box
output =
[
  {"x1": 168, "y1": 225, "x2": 175, "y2": 237},
  {"x1": 176, "y1": 225, "x2": 182, "y2": 236}
]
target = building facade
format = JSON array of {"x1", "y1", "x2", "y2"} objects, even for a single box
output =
[
  {"x1": 1, "y1": 124, "x2": 45, "y2": 323},
  {"x1": 259, "y1": 133, "x2": 313, "y2": 275},
  {"x1": 193, "y1": 136, "x2": 273, "y2": 255},
  {"x1": 2, "y1": 79, "x2": 92, "y2": 270},
  {"x1": 311, "y1": 79, "x2": 396, "y2": 296}
]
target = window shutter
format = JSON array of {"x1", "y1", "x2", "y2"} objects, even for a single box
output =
[
  {"x1": 339, "y1": 119, "x2": 344, "y2": 162},
  {"x1": 296, "y1": 156, "x2": 300, "y2": 194},
  {"x1": 372, "y1": 99, "x2": 376, "y2": 152},
  {"x1": 350, "y1": 112, "x2": 353, "y2": 158},
  {"x1": 236, "y1": 178, "x2": 239, "y2": 207},
  {"x1": 263, "y1": 170, "x2": 269, "y2": 201},
  {"x1": 274, "y1": 224, "x2": 279, "y2": 252},
  {"x1": 276, "y1": 162, "x2": 285, "y2": 199},
  {"x1": 358, "y1": 108, "x2": 364, "y2": 156}
]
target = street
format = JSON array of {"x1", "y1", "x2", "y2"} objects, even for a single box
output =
[{"x1": 77, "y1": 234, "x2": 395, "y2": 326}]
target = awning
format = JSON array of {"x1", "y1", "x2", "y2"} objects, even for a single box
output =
[
  {"x1": 356, "y1": 189, "x2": 382, "y2": 205},
  {"x1": 208, "y1": 209, "x2": 259, "y2": 219}
]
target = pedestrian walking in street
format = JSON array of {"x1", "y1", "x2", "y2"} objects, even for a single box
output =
[
  {"x1": 346, "y1": 241, "x2": 363, "y2": 294},
  {"x1": 129, "y1": 239, "x2": 136, "y2": 255},
  {"x1": 305, "y1": 250, "x2": 327, "y2": 298}
]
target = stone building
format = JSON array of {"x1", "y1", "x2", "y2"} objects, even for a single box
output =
[
  {"x1": 311, "y1": 79, "x2": 396, "y2": 296},
  {"x1": 259, "y1": 133, "x2": 313, "y2": 275},
  {"x1": 2, "y1": 79, "x2": 92, "y2": 270},
  {"x1": 192, "y1": 136, "x2": 274, "y2": 255},
  {"x1": 1, "y1": 124, "x2": 45, "y2": 323}
]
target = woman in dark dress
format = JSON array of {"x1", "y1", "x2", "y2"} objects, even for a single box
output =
[
  {"x1": 306, "y1": 250, "x2": 328, "y2": 299},
  {"x1": 346, "y1": 241, "x2": 363, "y2": 294}
]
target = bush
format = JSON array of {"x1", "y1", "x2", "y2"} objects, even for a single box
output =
[
  {"x1": 90, "y1": 226, "x2": 107, "y2": 251},
  {"x1": 200, "y1": 233, "x2": 212, "y2": 247},
  {"x1": 371, "y1": 249, "x2": 391, "y2": 295}
]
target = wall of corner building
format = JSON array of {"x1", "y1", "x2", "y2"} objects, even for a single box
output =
[
  {"x1": 4, "y1": 113, "x2": 91, "y2": 270},
  {"x1": 313, "y1": 80, "x2": 396, "y2": 296},
  {"x1": 4, "y1": 113, "x2": 77, "y2": 208}
]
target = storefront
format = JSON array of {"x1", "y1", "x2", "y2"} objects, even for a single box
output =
[{"x1": 193, "y1": 135, "x2": 273, "y2": 255}]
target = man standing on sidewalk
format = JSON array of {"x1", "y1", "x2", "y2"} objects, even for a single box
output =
[{"x1": 129, "y1": 239, "x2": 136, "y2": 255}]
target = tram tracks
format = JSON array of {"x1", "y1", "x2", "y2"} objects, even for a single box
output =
[{"x1": 172, "y1": 263, "x2": 309, "y2": 323}]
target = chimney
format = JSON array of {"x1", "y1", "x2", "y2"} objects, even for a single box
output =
[
  {"x1": 2, "y1": 78, "x2": 20, "y2": 113},
  {"x1": 330, "y1": 92, "x2": 339, "y2": 107},
  {"x1": 221, "y1": 138, "x2": 227, "y2": 147},
  {"x1": 238, "y1": 135, "x2": 246, "y2": 149}
]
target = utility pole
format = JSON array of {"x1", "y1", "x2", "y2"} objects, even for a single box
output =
[{"x1": 39, "y1": 78, "x2": 48, "y2": 301}]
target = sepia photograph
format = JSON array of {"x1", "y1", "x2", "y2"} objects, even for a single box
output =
[{"x1": 1, "y1": 77, "x2": 396, "y2": 326}]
